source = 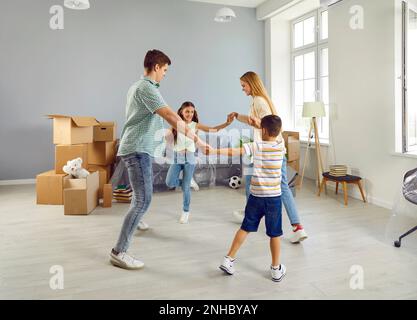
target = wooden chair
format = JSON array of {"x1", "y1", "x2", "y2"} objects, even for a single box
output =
[{"x1": 318, "y1": 172, "x2": 366, "y2": 206}]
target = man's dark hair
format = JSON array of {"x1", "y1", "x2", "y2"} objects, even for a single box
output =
[
  {"x1": 261, "y1": 115, "x2": 282, "y2": 137},
  {"x1": 144, "y1": 49, "x2": 171, "y2": 72}
]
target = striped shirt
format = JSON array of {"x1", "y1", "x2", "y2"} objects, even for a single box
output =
[
  {"x1": 118, "y1": 76, "x2": 167, "y2": 157},
  {"x1": 243, "y1": 141, "x2": 284, "y2": 197}
]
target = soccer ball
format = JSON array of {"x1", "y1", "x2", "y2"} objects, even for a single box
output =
[{"x1": 229, "y1": 176, "x2": 242, "y2": 189}]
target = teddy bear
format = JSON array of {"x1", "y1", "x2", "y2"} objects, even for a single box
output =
[{"x1": 63, "y1": 158, "x2": 90, "y2": 179}]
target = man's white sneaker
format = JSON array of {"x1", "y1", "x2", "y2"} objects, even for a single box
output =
[
  {"x1": 109, "y1": 251, "x2": 144, "y2": 270},
  {"x1": 271, "y1": 264, "x2": 286, "y2": 282},
  {"x1": 232, "y1": 209, "x2": 245, "y2": 223},
  {"x1": 179, "y1": 211, "x2": 189, "y2": 224},
  {"x1": 290, "y1": 224, "x2": 308, "y2": 243},
  {"x1": 137, "y1": 221, "x2": 149, "y2": 231},
  {"x1": 190, "y1": 178, "x2": 200, "y2": 191},
  {"x1": 219, "y1": 256, "x2": 235, "y2": 275}
]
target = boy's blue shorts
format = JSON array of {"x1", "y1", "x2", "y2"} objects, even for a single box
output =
[{"x1": 241, "y1": 194, "x2": 283, "y2": 238}]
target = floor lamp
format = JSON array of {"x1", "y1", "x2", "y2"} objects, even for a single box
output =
[{"x1": 299, "y1": 102, "x2": 326, "y2": 191}]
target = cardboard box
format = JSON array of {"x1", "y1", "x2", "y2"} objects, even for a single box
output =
[
  {"x1": 287, "y1": 136, "x2": 300, "y2": 162},
  {"x1": 63, "y1": 171, "x2": 99, "y2": 215},
  {"x1": 88, "y1": 164, "x2": 112, "y2": 198},
  {"x1": 94, "y1": 122, "x2": 116, "y2": 142},
  {"x1": 283, "y1": 131, "x2": 300, "y2": 162},
  {"x1": 88, "y1": 141, "x2": 116, "y2": 166},
  {"x1": 47, "y1": 115, "x2": 99, "y2": 145},
  {"x1": 55, "y1": 144, "x2": 88, "y2": 174},
  {"x1": 36, "y1": 170, "x2": 69, "y2": 205},
  {"x1": 103, "y1": 184, "x2": 113, "y2": 208}
]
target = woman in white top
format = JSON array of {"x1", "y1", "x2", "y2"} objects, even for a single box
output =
[
  {"x1": 228, "y1": 71, "x2": 308, "y2": 243},
  {"x1": 165, "y1": 101, "x2": 234, "y2": 224}
]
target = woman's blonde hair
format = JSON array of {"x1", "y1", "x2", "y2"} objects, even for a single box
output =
[{"x1": 240, "y1": 71, "x2": 277, "y2": 115}]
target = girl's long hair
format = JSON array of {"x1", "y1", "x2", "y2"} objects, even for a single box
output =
[
  {"x1": 240, "y1": 71, "x2": 277, "y2": 115},
  {"x1": 172, "y1": 101, "x2": 199, "y2": 143}
]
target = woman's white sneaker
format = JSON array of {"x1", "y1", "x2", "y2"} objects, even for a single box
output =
[
  {"x1": 137, "y1": 220, "x2": 149, "y2": 231},
  {"x1": 219, "y1": 256, "x2": 235, "y2": 275},
  {"x1": 271, "y1": 264, "x2": 286, "y2": 282},
  {"x1": 179, "y1": 211, "x2": 190, "y2": 224},
  {"x1": 232, "y1": 209, "x2": 245, "y2": 223},
  {"x1": 290, "y1": 224, "x2": 308, "y2": 243},
  {"x1": 109, "y1": 251, "x2": 144, "y2": 270}
]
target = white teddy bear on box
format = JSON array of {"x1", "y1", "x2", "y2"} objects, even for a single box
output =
[{"x1": 63, "y1": 158, "x2": 90, "y2": 179}]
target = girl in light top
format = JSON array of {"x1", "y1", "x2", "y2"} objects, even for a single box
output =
[
  {"x1": 228, "y1": 71, "x2": 308, "y2": 243},
  {"x1": 165, "y1": 101, "x2": 234, "y2": 224}
]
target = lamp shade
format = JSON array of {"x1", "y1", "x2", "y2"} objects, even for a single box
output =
[
  {"x1": 302, "y1": 102, "x2": 326, "y2": 118},
  {"x1": 64, "y1": 0, "x2": 90, "y2": 10},
  {"x1": 214, "y1": 7, "x2": 236, "y2": 23}
]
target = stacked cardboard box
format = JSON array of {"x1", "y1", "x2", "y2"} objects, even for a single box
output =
[
  {"x1": 88, "y1": 121, "x2": 117, "y2": 198},
  {"x1": 36, "y1": 115, "x2": 118, "y2": 214}
]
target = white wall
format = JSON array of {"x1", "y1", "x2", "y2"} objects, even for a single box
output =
[
  {"x1": 267, "y1": 16, "x2": 292, "y2": 128},
  {"x1": 266, "y1": 0, "x2": 417, "y2": 209},
  {"x1": 326, "y1": 0, "x2": 417, "y2": 208},
  {"x1": 0, "y1": 0, "x2": 264, "y2": 180}
]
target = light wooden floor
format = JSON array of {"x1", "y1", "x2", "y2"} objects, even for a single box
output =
[{"x1": 0, "y1": 180, "x2": 416, "y2": 300}]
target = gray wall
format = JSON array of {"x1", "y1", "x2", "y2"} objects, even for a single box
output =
[{"x1": 0, "y1": 0, "x2": 265, "y2": 180}]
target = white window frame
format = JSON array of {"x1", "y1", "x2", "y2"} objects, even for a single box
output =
[
  {"x1": 291, "y1": 8, "x2": 329, "y2": 142},
  {"x1": 402, "y1": 0, "x2": 417, "y2": 153}
]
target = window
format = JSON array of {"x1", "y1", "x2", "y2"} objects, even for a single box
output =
[
  {"x1": 402, "y1": 1, "x2": 417, "y2": 152},
  {"x1": 292, "y1": 9, "x2": 329, "y2": 141}
]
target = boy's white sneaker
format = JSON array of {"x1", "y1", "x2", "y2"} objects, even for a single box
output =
[
  {"x1": 179, "y1": 211, "x2": 189, "y2": 224},
  {"x1": 190, "y1": 178, "x2": 200, "y2": 191},
  {"x1": 271, "y1": 264, "x2": 286, "y2": 282},
  {"x1": 137, "y1": 221, "x2": 149, "y2": 231},
  {"x1": 219, "y1": 256, "x2": 235, "y2": 275},
  {"x1": 290, "y1": 224, "x2": 308, "y2": 243},
  {"x1": 109, "y1": 251, "x2": 144, "y2": 270},
  {"x1": 232, "y1": 209, "x2": 245, "y2": 223}
]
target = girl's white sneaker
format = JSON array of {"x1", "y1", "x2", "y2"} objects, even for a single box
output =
[
  {"x1": 179, "y1": 211, "x2": 189, "y2": 224},
  {"x1": 190, "y1": 178, "x2": 199, "y2": 191}
]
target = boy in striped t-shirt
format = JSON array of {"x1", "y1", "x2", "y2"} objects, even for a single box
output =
[{"x1": 208, "y1": 115, "x2": 286, "y2": 282}]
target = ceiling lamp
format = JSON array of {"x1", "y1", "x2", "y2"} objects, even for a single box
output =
[
  {"x1": 214, "y1": 7, "x2": 236, "y2": 23},
  {"x1": 64, "y1": 0, "x2": 90, "y2": 10}
]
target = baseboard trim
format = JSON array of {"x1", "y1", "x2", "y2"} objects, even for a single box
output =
[
  {"x1": 0, "y1": 177, "x2": 395, "y2": 209},
  {"x1": 316, "y1": 180, "x2": 393, "y2": 210},
  {"x1": 0, "y1": 179, "x2": 36, "y2": 186}
]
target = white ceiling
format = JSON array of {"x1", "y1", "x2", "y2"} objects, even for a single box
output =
[{"x1": 187, "y1": 0, "x2": 268, "y2": 8}]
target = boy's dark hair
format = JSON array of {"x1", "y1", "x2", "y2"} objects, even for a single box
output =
[
  {"x1": 144, "y1": 49, "x2": 171, "y2": 72},
  {"x1": 261, "y1": 115, "x2": 282, "y2": 137}
]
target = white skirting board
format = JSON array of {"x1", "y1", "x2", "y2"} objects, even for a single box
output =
[
  {"x1": 306, "y1": 178, "x2": 394, "y2": 210},
  {"x1": 0, "y1": 178, "x2": 394, "y2": 209},
  {"x1": 0, "y1": 179, "x2": 36, "y2": 186}
]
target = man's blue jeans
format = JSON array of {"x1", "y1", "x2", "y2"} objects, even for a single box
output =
[{"x1": 114, "y1": 152, "x2": 153, "y2": 253}]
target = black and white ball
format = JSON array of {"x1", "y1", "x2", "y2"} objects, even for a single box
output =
[{"x1": 228, "y1": 176, "x2": 242, "y2": 189}]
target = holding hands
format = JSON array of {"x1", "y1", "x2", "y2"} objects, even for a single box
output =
[
  {"x1": 227, "y1": 112, "x2": 239, "y2": 124},
  {"x1": 248, "y1": 116, "x2": 261, "y2": 129}
]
